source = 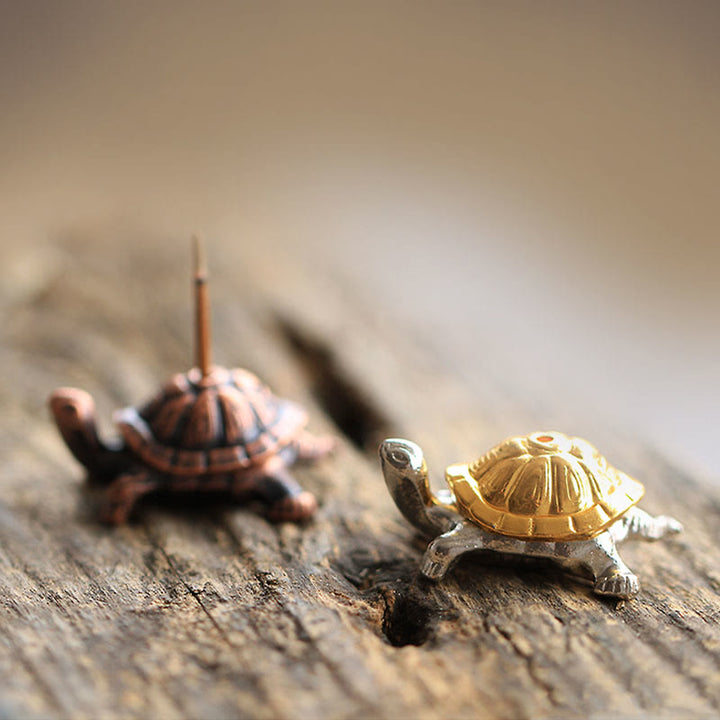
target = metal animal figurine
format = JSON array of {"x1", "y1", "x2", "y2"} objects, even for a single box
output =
[
  {"x1": 380, "y1": 432, "x2": 682, "y2": 599},
  {"x1": 49, "y1": 238, "x2": 335, "y2": 524}
]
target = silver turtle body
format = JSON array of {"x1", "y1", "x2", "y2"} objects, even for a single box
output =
[{"x1": 379, "y1": 438, "x2": 682, "y2": 599}]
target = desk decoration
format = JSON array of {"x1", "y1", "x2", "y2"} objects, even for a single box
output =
[
  {"x1": 49, "y1": 238, "x2": 335, "y2": 524},
  {"x1": 380, "y1": 432, "x2": 682, "y2": 599}
]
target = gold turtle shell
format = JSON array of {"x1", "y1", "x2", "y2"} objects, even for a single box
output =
[{"x1": 444, "y1": 431, "x2": 645, "y2": 541}]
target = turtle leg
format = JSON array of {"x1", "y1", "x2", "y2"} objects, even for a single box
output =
[
  {"x1": 292, "y1": 431, "x2": 337, "y2": 461},
  {"x1": 576, "y1": 532, "x2": 640, "y2": 599},
  {"x1": 100, "y1": 469, "x2": 160, "y2": 525},
  {"x1": 421, "y1": 521, "x2": 489, "y2": 580},
  {"x1": 610, "y1": 507, "x2": 683, "y2": 544},
  {"x1": 240, "y1": 457, "x2": 317, "y2": 522}
]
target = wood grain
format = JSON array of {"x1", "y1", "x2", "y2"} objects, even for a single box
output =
[{"x1": 1, "y1": 230, "x2": 719, "y2": 719}]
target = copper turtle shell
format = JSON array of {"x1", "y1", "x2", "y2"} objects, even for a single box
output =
[
  {"x1": 444, "y1": 431, "x2": 645, "y2": 541},
  {"x1": 115, "y1": 366, "x2": 307, "y2": 476}
]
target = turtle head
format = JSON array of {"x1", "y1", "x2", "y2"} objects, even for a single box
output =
[
  {"x1": 379, "y1": 438, "x2": 456, "y2": 537},
  {"x1": 380, "y1": 438, "x2": 431, "y2": 501},
  {"x1": 48, "y1": 387, "x2": 119, "y2": 477},
  {"x1": 49, "y1": 388, "x2": 97, "y2": 435}
]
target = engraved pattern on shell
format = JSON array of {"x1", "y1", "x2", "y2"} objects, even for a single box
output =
[
  {"x1": 115, "y1": 366, "x2": 308, "y2": 476},
  {"x1": 446, "y1": 431, "x2": 645, "y2": 540}
]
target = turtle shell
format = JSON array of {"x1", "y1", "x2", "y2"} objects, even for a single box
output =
[
  {"x1": 444, "y1": 431, "x2": 645, "y2": 540},
  {"x1": 115, "y1": 366, "x2": 308, "y2": 476}
]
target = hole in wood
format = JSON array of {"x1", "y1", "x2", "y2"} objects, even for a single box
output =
[
  {"x1": 382, "y1": 584, "x2": 438, "y2": 647},
  {"x1": 276, "y1": 316, "x2": 392, "y2": 452}
]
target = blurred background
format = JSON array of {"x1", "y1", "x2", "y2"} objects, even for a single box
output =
[{"x1": 1, "y1": 1, "x2": 718, "y2": 478}]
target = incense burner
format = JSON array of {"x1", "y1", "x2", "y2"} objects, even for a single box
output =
[{"x1": 49, "y1": 238, "x2": 335, "y2": 523}]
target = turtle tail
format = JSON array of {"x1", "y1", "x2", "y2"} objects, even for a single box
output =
[{"x1": 48, "y1": 388, "x2": 124, "y2": 481}]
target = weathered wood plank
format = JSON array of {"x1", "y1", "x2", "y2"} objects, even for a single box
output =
[{"x1": 1, "y1": 231, "x2": 719, "y2": 719}]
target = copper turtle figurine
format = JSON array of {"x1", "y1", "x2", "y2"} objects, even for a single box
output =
[
  {"x1": 49, "y1": 238, "x2": 335, "y2": 524},
  {"x1": 380, "y1": 432, "x2": 682, "y2": 599}
]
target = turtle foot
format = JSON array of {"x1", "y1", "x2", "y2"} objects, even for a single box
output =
[
  {"x1": 266, "y1": 492, "x2": 318, "y2": 522},
  {"x1": 99, "y1": 501, "x2": 131, "y2": 526},
  {"x1": 594, "y1": 570, "x2": 640, "y2": 599},
  {"x1": 420, "y1": 558, "x2": 448, "y2": 581},
  {"x1": 99, "y1": 470, "x2": 158, "y2": 525}
]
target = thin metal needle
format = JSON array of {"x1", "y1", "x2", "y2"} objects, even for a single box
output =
[{"x1": 192, "y1": 234, "x2": 212, "y2": 376}]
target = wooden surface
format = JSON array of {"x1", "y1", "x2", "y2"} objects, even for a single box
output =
[{"x1": 2, "y1": 232, "x2": 720, "y2": 719}]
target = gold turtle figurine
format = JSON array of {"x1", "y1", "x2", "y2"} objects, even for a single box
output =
[
  {"x1": 380, "y1": 432, "x2": 682, "y2": 599},
  {"x1": 49, "y1": 238, "x2": 335, "y2": 524}
]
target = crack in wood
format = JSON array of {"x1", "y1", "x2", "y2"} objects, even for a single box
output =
[
  {"x1": 275, "y1": 315, "x2": 392, "y2": 453},
  {"x1": 491, "y1": 622, "x2": 565, "y2": 710},
  {"x1": 142, "y1": 525, "x2": 236, "y2": 650}
]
